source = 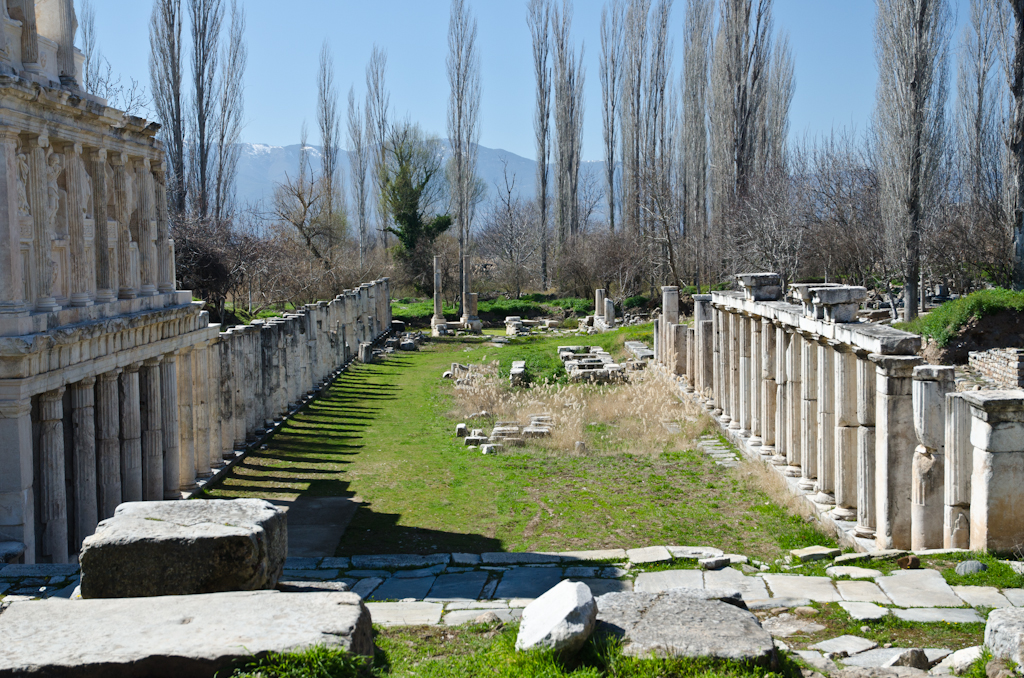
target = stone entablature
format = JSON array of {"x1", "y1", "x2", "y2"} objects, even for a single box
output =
[{"x1": 655, "y1": 274, "x2": 1024, "y2": 556}]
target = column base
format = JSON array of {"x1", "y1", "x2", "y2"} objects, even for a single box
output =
[
  {"x1": 95, "y1": 289, "x2": 116, "y2": 304},
  {"x1": 118, "y1": 289, "x2": 137, "y2": 300},
  {"x1": 748, "y1": 437, "x2": 762, "y2": 447},
  {"x1": 812, "y1": 492, "x2": 837, "y2": 506},
  {"x1": 69, "y1": 294, "x2": 93, "y2": 307},
  {"x1": 854, "y1": 525, "x2": 876, "y2": 539},
  {"x1": 35, "y1": 298, "x2": 61, "y2": 313},
  {"x1": 783, "y1": 465, "x2": 801, "y2": 477},
  {"x1": 740, "y1": 428, "x2": 751, "y2": 437},
  {"x1": 758, "y1": 444, "x2": 774, "y2": 457},
  {"x1": 832, "y1": 506, "x2": 857, "y2": 521},
  {"x1": 770, "y1": 454, "x2": 788, "y2": 466},
  {"x1": 720, "y1": 415, "x2": 731, "y2": 425},
  {"x1": 798, "y1": 477, "x2": 816, "y2": 491}
]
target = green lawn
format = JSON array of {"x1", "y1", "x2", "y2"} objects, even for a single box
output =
[{"x1": 203, "y1": 329, "x2": 831, "y2": 561}]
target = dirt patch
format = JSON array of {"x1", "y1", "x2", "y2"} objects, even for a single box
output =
[{"x1": 921, "y1": 308, "x2": 1024, "y2": 365}]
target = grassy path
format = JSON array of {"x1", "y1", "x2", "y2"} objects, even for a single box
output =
[{"x1": 204, "y1": 333, "x2": 831, "y2": 561}]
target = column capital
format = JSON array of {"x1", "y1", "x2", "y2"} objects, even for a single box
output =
[
  {"x1": 62, "y1": 141, "x2": 83, "y2": 155},
  {"x1": 961, "y1": 390, "x2": 1024, "y2": 424},
  {"x1": 34, "y1": 135, "x2": 49, "y2": 149},
  {"x1": 0, "y1": 399, "x2": 32, "y2": 418},
  {"x1": 0, "y1": 125, "x2": 21, "y2": 142},
  {"x1": 123, "y1": 362, "x2": 142, "y2": 374},
  {"x1": 90, "y1": 148, "x2": 107, "y2": 162},
  {"x1": 109, "y1": 151, "x2": 128, "y2": 166},
  {"x1": 75, "y1": 376, "x2": 97, "y2": 388},
  {"x1": 98, "y1": 368, "x2": 122, "y2": 382},
  {"x1": 40, "y1": 386, "x2": 66, "y2": 402},
  {"x1": 143, "y1": 356, "x2": 163, "y2": 368},
  {"x1": 830, "y1": 340, "x2": 857, "y2": 353},
  {"x1": 869, "y1": 354, "x2": 923, "y2": 377}
]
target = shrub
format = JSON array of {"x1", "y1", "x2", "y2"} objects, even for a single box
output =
[
  {"x1": 895, "y1": 288, "x2": 1024, "y2": 346},
  {"x1": 623, "y1": 295, "x2": 650, "y2": 310}
]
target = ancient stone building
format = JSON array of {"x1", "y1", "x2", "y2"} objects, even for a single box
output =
[{"x1": 0, "y1": 1, "x2": 392, "y2": 565}]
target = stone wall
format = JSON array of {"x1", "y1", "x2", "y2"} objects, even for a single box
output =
[
  {"x1": 968, "y1": 348, "x2": 1024, "y2": 389},
  {"x1": 654, "y1": 274, "x2": 1024, "y2": 554},
  {"x1": 0, "y1": 1, "x2": 394, "y2": 564}
]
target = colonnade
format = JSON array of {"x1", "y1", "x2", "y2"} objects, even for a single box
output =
[{"x1": 656, "y1": 274, "x2": 1024, "y2": 554}]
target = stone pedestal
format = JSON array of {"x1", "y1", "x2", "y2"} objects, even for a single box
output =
[
  {"x1": 911, "y1": 365, "x2": 954, "y2": 551},
  {"x1": 944, "y1": 393, "x2": 972, "y2": 548}
]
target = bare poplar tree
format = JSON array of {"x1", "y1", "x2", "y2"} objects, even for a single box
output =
[
  {"x1": 620, "y1": 0, "x2": 651, "y2": 237},
  {"x1": 600, "y1": 0, "x2": 624, "y2": 231},
  {"x1": 348, "y1": 86, "x2": 370, "y2": 267},
  {"x1": 958, "y1": 0, "x2": 1002, "y2": 211},
  {"x1": 318, "y1": 41, "x2": 343, "y2": 252},
  {"x1": 682, "y1": 0, "x2": 713, "y2": 287},
  {"x1": 366, "y1": 46, "x2": 390, "y2": 248},
  {"x1": 527, "y1": 0, "x2": 552, "y2": 287},
  {"x1": 996, "y1": 0, "x2": 1024, "y2": 288},
  {"x1": 875, "y1": 0, "x2": 951, "y2": 320},
  {"x1": 149, "y1": 0, "x2": 185, "y2": 214},
  {"x1": 79, "y1": 0, "x2": 98, "y2": 93},
  {"x1": 447, "y1": 0, "x2": 481, "y2": 315},
  {"x1": 763, "y1": 32, "x2": 794, "y2": 171},
  {"x1": 552, "y1": 0, "x2": 585, "y2": 250},
  {"x1": 212, "y1": 0, "x2": 245, "y2": 223},
  {"x1": 187, "y1": 0, "x2": 224, "y2": 219},
  {"x1": 274, "y1": 123, "x2": 324, "y2": 263}
]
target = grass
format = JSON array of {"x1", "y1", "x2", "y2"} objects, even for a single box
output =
[
  {"x1": 391, "y1": 296, "x2": 596, "y2": 326},
  {"x1": 230, "y1": 625, "x2": 805, "y2": 678},
  {"x1": 201, "y1": 328, "x2": 833, "y2": 562},
  {"x1": 894, "y1": 288, "x2": 1024, "y2": 346}
]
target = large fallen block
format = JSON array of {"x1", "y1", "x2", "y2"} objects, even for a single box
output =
[
  {"x1": 80, "y1": 499, "x2": 287, "y2": 599},
  {"x1": 0, "y1": 590, "x2": 372, "y2": 678}
]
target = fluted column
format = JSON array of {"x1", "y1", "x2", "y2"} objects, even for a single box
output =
[
  {"x1": 71, "y1": 378, "x2": 97, "y2": 546},
  {"x1": 218, "y1": 338, "x2": 235, "y2": 457},
  {"x1": 30, "y1": 136, "x2": 59, "y2": 312},
  {"x1": 712, "y1": 307, "x2": 723, "y2": 417},
  {"x1": 39, "y1": 387, "x2": 68, "y2": 563},
  {"x1": 160, "y1": 353, "x2": 180, "y2": 498},
  {"x1": 110, "y1": 153, "x2": 136, "y2": 300},
  {"x1": 137, "y1": 158, "x2": 157, "y2": 296},
  {"x1": 833, "y1": 344, "x2": 859, "y2": 521},
  {"x1": 54, "y1": 0, "x2": 79, "y2": 87},
  {"x1": 63, "y1": 142, "x2": 92, "y2": 306},
  {"x1": 120, "y1": 363, "x2": 143, "y2": 502},
  {"x1": 432, "y1": 256, "x2": 444, "y2": 326},
  {"x1": 815, "y1": 339, "x2": 836, "y2": 505},
  {"x1": 773, "y1": 323, "x2": 788, "y2": 467},
  {"x1": 759, "y1": 318, "x2": 777, "y2": 458},
  {"x1": 854, "y1": 352, "x2": 877, "y2": 538},
  {"x1": 140, "y1": 358, "x2": 163, "y2": 501},
  {"x1": 749, "y1": 317, "x2": 762, "y2": 446},
  {"x1": 0, "y1": 399, "x2": 35, "y2": 561},
  {"x1": 90, "y1": 149, "x2": 115, "y2": 303},
  {"x1": 177, "y1": 347, "x2": 196, "y2": 490},
  {"x1": 784, "y1": 329, "x2": 802, "y2": 477},
  {"x1": 944, "y1": 392, "x2": 972, "y2": 548},
  {"x1": 208, "y1": 337, "x2": 224, "y2": 466},
  {"x1": 153, "y1": 164, "x2": 175, "y2": 293},
  {"x1": 193, "y1": 341, "x2": 211, "y2": 477},
  {"x1": 232, "y1": 331, "x2": 247, "y2": 448},
  {"x1": 96, "y1": 370, "x2": 121, "y2": 519},
  {"x1": 911, "y1": 365, "x2": 954, "y2": 550},
  {"x1": 799, "y1": 333, "x2": 818, "y2": 491},
  {"x1": 729, "y1": 312, "x2": 741, "y2": 430},
  {"x1": 0, "y1": 127, "x2": 27, "y2": 314},
  {"x1": 738, "y1": 314, "x2": 751, "y2": 436},
  {"x1": 13, "y1": 0, "x2": 41, "y2": 71}
]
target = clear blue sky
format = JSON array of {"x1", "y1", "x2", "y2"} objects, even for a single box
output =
[{"x1": 88, "y1": 0, "x2": 969, "y2": 161}]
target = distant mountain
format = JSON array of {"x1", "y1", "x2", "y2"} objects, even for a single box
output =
[{"x1": 234, "y1": 141, "x2": 604, "y2": 212}]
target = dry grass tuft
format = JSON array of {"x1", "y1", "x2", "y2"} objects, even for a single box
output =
[{"x1": 731, "y1": 457, "x2": 817, "y2": 521}]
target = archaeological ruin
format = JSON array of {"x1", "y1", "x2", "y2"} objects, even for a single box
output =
[{"x1": 0, "y1": 0, "x2": 392, "y2": 565}]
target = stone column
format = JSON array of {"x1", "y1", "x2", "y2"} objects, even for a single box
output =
[
  {"x1": 218, "y1": 338, "x2": 234, "y2": 459},
  {"x1": 963, "y1": 390, "x2": 1024, "y2": 552},
  {"x1": 700, "y1": 320, "x2": 714, "y2": 402},
  {"x1": 0, "y1": 127, "x2": 27, "y2": 314},
  {"x1": 911, "y1": 365, "x2": 954, "y2": 551},
  {"x1": 11, "y1": 0, "x2": 41, "y2": 72},
  {"x1": 96, "y1": 370, "x2": 121, "y2": 519},
  {"x1": 815, "y1": 340, "x2": 837, "y2": 505},
  {"x1": 872, "y1": 354, "x2": 923, "y2": 550},
  {"x1": 177, "y1": 347, "x2": 196, "y2": 491},
  {"x1": 140, "y1": 358, "x2": 163, "y2": 501},
  {"x1": 233, "y1": 331, "x2": 247, "y2": 446},
  {"x1": 749, "y1": 317, "x2": 763, "y2": 447},
  {"x1": 29, "y1": 136, "x2": 59, "y2": 312},
  {"x1": 738, "y1": 314, "x2": 751, "y2": 436},
  {"x1": 759, "y1": 318, "x2": 777, "y2": 458},
  {"x1": 604, "y1": 297, "x2": 616, "y2": 328},
  {"x1": 53, "y1": 0, "x2": 80, "y2": 87},
  {"x1": 799, "y1": 333, "x2": 818, "y2": 492},
  {"x1": 729, "y1": 312, "x2": 741, "y2": 430},
  {"x1": 712, "y1": 307, "x2": 724, "y2": 418},
  {"x1": 153, "y1": 164, "x2": 175, "y2": 293},
  {"x1": 193, "y1": 341, "x2": 212, "y2": 477},
  {"x1": 693, "y1": 295, "x2": 713, "y2": 395},
  {"x1": 785, "y1": 329, "x2": 802, "y2": 477},
  {"x1": 944, "y1": 392, "x2": 972, "y2": 549},
  {"x1": 653, "y1": 318, "x2": 660, "y2": 367},
  {"x1": 110, "y1": 153, "x2": 135, "y2": 300},
  {"x1": 833, "y1": 344, "x2": 859, "y2": 521},
  {"x1": 90, "y1": 149, "x2": 114, "y2": 303},
  {"x1": 119, "y1": 363, "x2": 143, "y2": 502},
  {"x1": 431, "y1": 255, "x2": 445, "y2": 327},
  {"x1": 63, "y1": 142, "x2": 92, "y2": 306},
  {"x1": 595, "y1": 289, "x2": 606, "y2": 322},
  {"x1": 661, "y1": 286, "x2": 679, "y2": 366},
  {"x1": 136, "y1": 158, "x2": 157, "y2": 296},
  {"x1": 71, "y1": 378, "x2": 97, "y2": 546},
  {"x1": 460, "y1": 255, "x2": 471, "y2": 325},
  {"x1": 160, "y1": 353, "x2": 180, "y2": 499},
  {"x1": 0, "y1": 399, "x2": 35, "y2": 562},
  {"x1": 855, "y1": 352, "x2": 877, "y2": 538},
  {"x1": 675, "y1": 324, "x2": 688, "y2": 376},
  {"x1": 773, "y1": 323, "x2": 789, "y2": 467},
  {"x1": 208, "y1": 336, "x2": 223, "y2": 466},
  {"x1": 39, "y1": 387, "x2": 68, "y2": 563}
]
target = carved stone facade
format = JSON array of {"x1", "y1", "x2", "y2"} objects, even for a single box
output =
[{"x1": 0, "y1": 1, "x2": 393, "y2": 564}]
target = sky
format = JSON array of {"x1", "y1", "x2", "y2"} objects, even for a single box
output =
[{"x1": 87, "y1": 0, "x2": 970, "y2": 162}]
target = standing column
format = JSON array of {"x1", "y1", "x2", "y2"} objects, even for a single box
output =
[
  {"x1": 63, "y1": 142, "x2": 92, "y2": 306},
  {"x1": 193, "y1": 341, "x2": 212, "y2": 477},
  {"x1": 136, "y1": 158, "x2": 157, "y2": 296},
  {"x1": 675, "y1": 324, "x2": 688, "y2": 376},
  {"x1": 963, "y1": 391, "x2": 1024, "y2": 552},
  {"x1": 153, "y1": 163, "x2": 175, "y2": 293},
  {"x1": 218, "y1": 338, "x2": 235, "y2": 459},
  {"x1": 53, "y1": 0, "x2": 79, "y2": 87},
  {"x1": 208, "y1": 337, "x2": 223, "y2": 467},
  {"x1": 784, "y1": 329, "x2": 802, "y2": 477},
  {"x1": 119, "y1": 363, "x2": 143, "y2": 502},
  {"x1": 854, "y1": 353, "x2": 877, "y2": 539},
  {"x1": 712, "y1": 307, "x2": 723, "y2": 416},
  {"x1": 431, "y1": 255, "x2": 445, "y2": 329},
  {"x1": 729, "y1": 311, "x2": 741, "y2": 430},
  {"x1": 460, "y1": 255, "x2": 471, "y2": 326},
  {"x1": 833, "y1": 344, "x2": 859, "y2": 521},
  {"x1": 160, "y1": 353, "x2": 180, "y2": 499},
  {"x1": 661, "y1": 286, "x2": 679, "y2": 366},
  {"x1": 29, "y1": 136, "x2": 59, "y2": 312},
  {"x1": 738, "y1": 315, "x2": 752, "y2": 436},
  {"x1": 39, "y1": 387, "x2": 68, "y2": 564},
  {"x1": 110, "y1": 153, "x2": 136, "y2": 300},
  {"x1": 759, "y1": 318, "x2": 777, "y2": 458},
  {"x1": 799, "y1": 332, "x2": 819, "y2": 491},
  {"x1": 90, "y1": 149, "x2": 115, "y2": 303},
  {"x1": 872, "y1": 354, "x2": 923, "y2": 550},
  {"x1": 177, "y1": 347, "x2": 196, "y2": 491},
  {"x1": 140, "y1": 358, "x2": 163, "y2": 501},
  {"x1": 944, "y1": 392, "x2": 972, "y2": 548},
  {"x1": 0, "y1": 399, "x2": 35, "y2": 562},
  {"x1": 0, "y1": 127, "x2": 28, "y2": 314},
  {"x1": 96, "y1": 370, "x2": 121, "y2": 519},
  {"x1": 911, "y1": 365, "x2": 954, "y2": 550},
  {"x1": 773, "y1": 323, "x2": 789, "y2": 467},
  {"x1": 749, "y1": 317, "x2": 763, "y2": 447},
  {"x1": 815, "y1": 339, "x2": 837, "y2": 505},
  {"x1": 71, "y1": 378, "x2": 97, "y2": 546}
]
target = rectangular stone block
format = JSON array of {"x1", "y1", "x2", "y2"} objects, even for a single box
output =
[{"x1": 79, "y1": 499, "x2": 287, "y2": 599}]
